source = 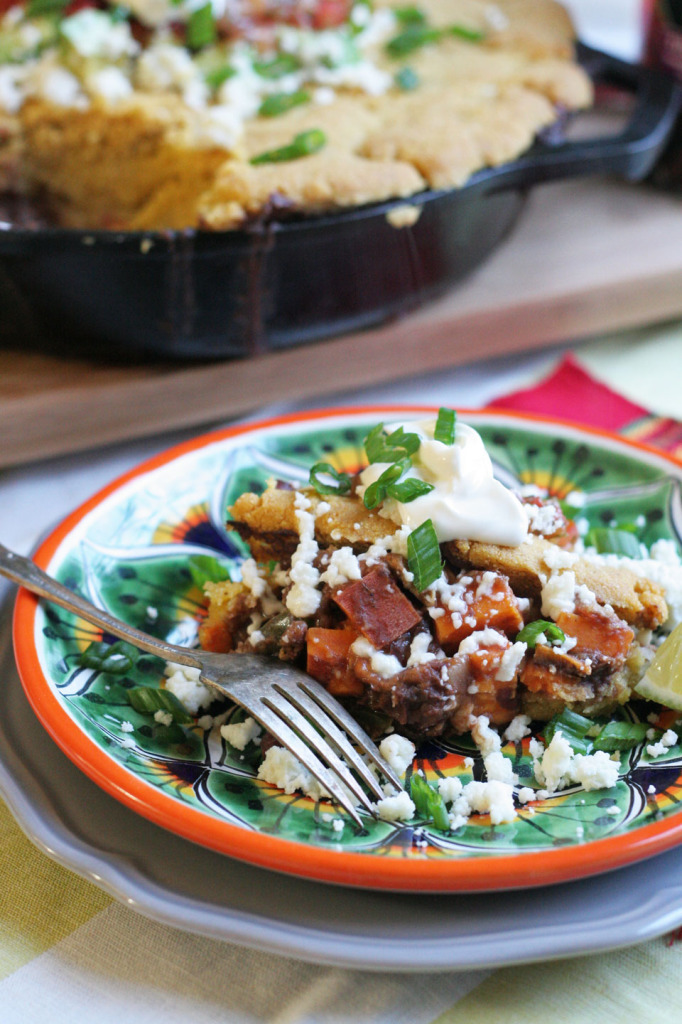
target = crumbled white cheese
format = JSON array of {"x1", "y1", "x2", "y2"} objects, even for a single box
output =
[
  {"x1": 375, "y1": 790, "x2": 416, "y2": 822},
  {"x1": 378, "y1": 734, "x2": 415, "y2": 778},
  {"x1": 319, "y1": 545, "x2": 362, "y2": 587},
  {"x1": 540, "y1": 571, "x2": 576, "y2": 619},
  {"x1": 121, "y1": 720, "x2": 134, "y2": 733},
  {"x1": 257, "y1": 745, "x2": 329, "y2": 800},
  {"x1": 570, "y1": 751, "x2": 620, "y2": 791},
  {"x1": 164, "y1": 662, "x2": 213, "y2": 714},
  {"x1": 646, "y1": 729, "x2": 679, "y2": 759},
  {"x1": 470, "y1": 715, "x2": 501, "y2": 755},
  {"x1": 406, "y1": 632, "x2": 442, "y2": 667},
  {"x1": 153, "y1": 709, "x2": 174, "y2": 727},
  {"x1": 458, "y1": 628, "x2": 509, "y2": 656},
  {"x1": 221, "y1": 716, "x2": 262, "y2": 751},
  {"x1": 461, "y1": 780, "x2": 517, "y2": 825},
  {"x1": 350, "y1": 636, "x2": 402, "y2": 678},
  {"x1": 533, "y1": 731, "x2": 574, "y2": 793},
  {"x1": 87, "y1": 66, "x2": 134, "y2": 104},
  {"x1": 484, "y1": 750, "x2": 518, "y2": 786},
  {"x1": 285, "y1": 492, "x2": 322, "y2": 618},
  {"x1": 517, "y1": 786, "x2": 535, "y2": 804},
  {"x1": 503, "y1": 714, "x2": 532, "y2": 742},
  {"x1": 60, "y1": 9, "x2": 140, "y2": 60},
  {"x1": 437, "y1": 776, "x2": 464, "y2": 805},
  {"x1": 495, "y1": 641, "x2": 527, "y2": 681}
]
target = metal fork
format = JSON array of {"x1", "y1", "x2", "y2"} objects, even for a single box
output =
[{"x1": 0, "y1": 543, "x2": 403, "y2": 825}]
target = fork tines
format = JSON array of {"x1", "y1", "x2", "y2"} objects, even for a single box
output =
[{"x1": 230, "y1": 678, "x2": 404, "y2": 826}]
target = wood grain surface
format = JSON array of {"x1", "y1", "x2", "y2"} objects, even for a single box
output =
[{"x1": 2, "y1": 176, "x2": 682, "y2": 469}]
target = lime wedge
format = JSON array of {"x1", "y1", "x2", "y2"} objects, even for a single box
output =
[{"x1": 635, "y1": 623, "x2": 682, "y2": 710}]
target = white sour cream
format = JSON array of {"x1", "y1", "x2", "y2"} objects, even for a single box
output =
[{"x1": 358, "y1": 418, "x2": 528, "y2": 547}]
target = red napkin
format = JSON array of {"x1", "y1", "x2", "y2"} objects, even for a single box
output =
[{"x1": 489, "y1": 353, "x2": 682, "y2": 458}]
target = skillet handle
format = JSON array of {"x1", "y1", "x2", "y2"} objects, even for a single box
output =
[{"x1": 484, "y1": 44, "x2": 682, "y2": 190}]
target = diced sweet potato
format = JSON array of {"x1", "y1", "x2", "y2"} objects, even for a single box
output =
[
  {"x1": 306, "y1": 627, "x2": 363, "y2": 697},
  {"x1": 434, "y1": 572, "x2": 524, "y2": 654},
  {"x1": 332, "y1": 567, "x2": 421, "y2": 647},
  {"x1": 555, "y1": 607, "x2": 633, "y2": 672}
]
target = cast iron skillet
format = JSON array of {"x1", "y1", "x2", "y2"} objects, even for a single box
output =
[{"x1": 0, "y1": 45, "x2": 679, "y2": 362}]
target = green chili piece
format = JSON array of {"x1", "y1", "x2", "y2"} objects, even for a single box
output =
[
  {"x1": 187, "y1": 4, "x2": 216, "y2": 50},
  {"x1": 584, "y1": 527, "x2": 642, "y2": 559},
  {"x1": 128, "y1": 686, "x2": 193, "y2": 724}
]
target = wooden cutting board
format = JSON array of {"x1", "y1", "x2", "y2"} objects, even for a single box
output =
[{"x1": 2, "y1": 175, "x2": 682, "y2": 470}]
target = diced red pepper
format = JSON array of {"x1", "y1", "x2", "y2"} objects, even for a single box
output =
[
  {"x1": 434, "y1": 572, "x2": 524, "y2": 654},
  {"x1": 332, "y1": 567, "x2": 421, "y2": 648},
  {"x1": 312, "y1": 0, "x2": 352, "y2": 29},
  {"x1": 306, "y1": 627, "x2": 362, "y2": 697}
]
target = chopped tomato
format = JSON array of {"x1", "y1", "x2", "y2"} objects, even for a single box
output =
[
  {"x1": 332, "y1": 567, "x2": 421, "y2": 648},
  {"x1": 434, "y1": 572, "x2": 524, "y2": 654},
  {"x1": 306, "y1": 626, "x2": 362, "y2": 697},
  {"x1": 312, "y1": 0, "x2": 352, "y2": 29}
]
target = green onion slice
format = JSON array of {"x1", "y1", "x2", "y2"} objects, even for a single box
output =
[
  {"x1": 407, "y1": 518, "x2": 442, "y2": 591},
  {"x1": 591, "y1": 720, "x2": 650, "y2": 753},
  {"x1": 309, "y1": 461, "x2": 352, "y2": 495},
  {"x1": 250, "y1": 128, "x2": 326, "y2": 165},
  {"x1": 204, "y1": 64, "x2": 236, "y2": 90},
  {"x1": 394, "y1": 5, "x2": 427, "y2": 24},
  {"x1": 410, "y1": 773, "x2": 450, "y2": 830},
  {"x1": 433, "y1": 407, "x2": 456, "y2": 445},
  {"x1": 258, "y1": 90, "x2": 311, "y2": 117},
  {"x1": 187, "y1": 3, "x2": 216, "y2": 50},
  {"x1": 363, "y1": 423, "x2": 420, "y2": 464},
  {"x1": 516, "y1": 620, "x2": 565, "y2": 649},
  {"x1": 542, "y1": 709, "x2": 593, "y2": 755},
  {"x1": 447, "y1": 24, "x2": 485, "y2": 41},
  {"x1": 388, "y1": 478, "x2": 434, "y2": 503},
  {"x1": 386, "y1": 24, "x2": 442, "y2": 56},
  {"x1": 78, "y1": 640, "x2": 139, "y2": 675},
  {"x1": 363, "y1": 459, "x2": 409, "y2": 509},
  {"x1": 253, "y1": 53, "x2": 301, "y2": 78},
  {"x1": 584, "y1": 527, "x2": 642, "y2": 559},
  {"x1": 26, "y1": 0, "x2": 68, "y2": 15},
  {"x1": 128, "y1": 686, "x2": 193, "y2": 724}
]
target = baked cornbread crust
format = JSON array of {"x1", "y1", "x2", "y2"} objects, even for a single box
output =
[{"x1": 1, "y1": 0, "x2": 592, "y2": 230}]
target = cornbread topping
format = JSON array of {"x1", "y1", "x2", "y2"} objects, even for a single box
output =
[{"x1": 0, "y1": 0, "x2": 593, "y2": 229}]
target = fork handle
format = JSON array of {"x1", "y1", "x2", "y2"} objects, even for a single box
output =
[{"x1": 0, "y1": 542, "x2": 202, "y2": 669}]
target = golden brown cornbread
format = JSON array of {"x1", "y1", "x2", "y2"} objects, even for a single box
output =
[
  {"x1": 445, "y1": 536, "x2": 669, "y2": 630},
  {"x1": 3, "y1": 0, "x2": 592, "y2": 230}
]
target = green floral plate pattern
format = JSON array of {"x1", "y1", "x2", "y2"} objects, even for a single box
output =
[{"x1": 13, "y1": 408, "x2": 682, "y2": 891}]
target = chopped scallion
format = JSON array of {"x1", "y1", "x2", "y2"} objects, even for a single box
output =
[
  {"x1": 128, "y1": 686, "x2": 193, "y2": 724},
  {"x1": 542, "y1": 709, "x2": 593, "y2": 754},
  {"x1": 407, "y1": 518, "x2": 442, "y2": 591},
  {"x1": 79, "y1": 640, "x2": 139, "y2": 675},
  {"x1": 309, "y1": 461, "x2": 352, "y2": 495},
  {"x1": 394, "y1": 5, "x2": 427, "y2": 24},
  {"x1": 410, "y1": 773, "x2": 450, "y2": 830},
  {"x1": 516, "y1": 619, "x2": 565, "y2": 649},
  {"x1": 250, "y1": 128, "x2": 326, "y2": 165},
  {"x1": 591, "y1": 720, "x2": 650, "y2": 752},
  {"x1": 386, "y1": 24, "x2": 441, "y2": 56},
  {"x1": 433, "y1": 407, "x2": 456, "y2": 445},
  {"x1": 204, "y1": 64, "x2": 236, "y2": 90},
  {"x1": 258, "y1": 90, "x2": 311, "y2": 117},
  {"x1": 186, "y1": 4, "x2": 216, "y2": 51},
  {"x1": 253, "y1": 54, "x2": 302, "y2": 78},
  {"x1": 584, "y1": 527, "x2": 642, "y2": 559},
  {"x1": 26, "y1": 0, "x2": 68, "y2": 15},
  {"x1": 388, "y1": 478, "x2": 434, "y2": 503}
]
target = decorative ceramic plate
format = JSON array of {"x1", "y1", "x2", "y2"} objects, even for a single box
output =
[{"x1": 12, "y1": 407, "x2": 682, "y2": 892}]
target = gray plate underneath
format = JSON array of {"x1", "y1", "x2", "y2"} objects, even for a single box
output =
[{"x1": 3, "y1": 592, "x2": 682, "y2": 972}]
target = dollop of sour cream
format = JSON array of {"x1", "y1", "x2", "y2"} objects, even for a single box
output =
[{"x1": 357, "y1": 418, "x2": 528, "y2": 547}]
